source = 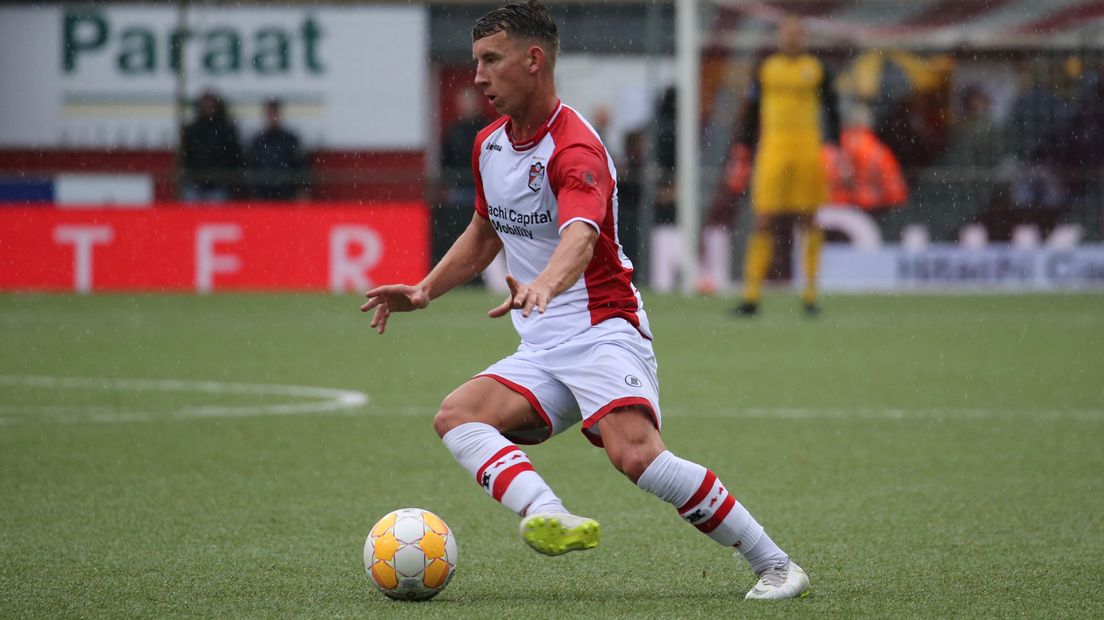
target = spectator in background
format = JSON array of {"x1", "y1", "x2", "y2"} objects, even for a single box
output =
[
  {"x1": 1054, "y1": 59, "x2": 1103, "y2": 196},
  {"x1": 436, "y1": 86, "x2": 493, "y2": 280},
  {"x1": 653, "y1": 86, "x2": 678, "y2": 227},
  {"x1": 617, "y1": 129, "x2": 647, "y2": 272},
  {"x1": 979, "y1": 59, "x2": 1073, "y2": 241},
  {"x1": 873, "y1": 55, "x2": 954, "y2": 169},
  {"x1": 180, "y1": 90, "x2": 244, "y2": 203},
  {"x1": 928, "y1": 86, "x2": 1003, "y2": 227},
  {"x1": 1007, "y1": 59, "x2": 1067, "y2": 166},
  {"x1": 822, "y1": 102, "x2": 907, "y2": 214},
  {"x1": 943, "y1": 86, "x2": 1004, "y2": 169},
  {"x1": 247, "y1": 98, "x2": 308, "y2": 201},
  {"x1": 649, "y1": 86, "x2": 682, "y2": 293}
]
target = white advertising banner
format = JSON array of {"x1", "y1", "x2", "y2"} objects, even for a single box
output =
[
  {"x1": 0, "y1": 5, "x2": 427, "y2": 149},
  {"x1": 817, "y1": 244, "x2": 1104, "y2": 291}
]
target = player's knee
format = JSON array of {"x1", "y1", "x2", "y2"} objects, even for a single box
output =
[
  {"x1": 608, "y1": 445, "x2": 659, "y2": 483},
  {"x1": 433, "y1": 394, "x2": 474, "y2": 438}
]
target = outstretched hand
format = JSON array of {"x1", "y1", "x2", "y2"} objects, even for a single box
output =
[
  {"x1": 488, "y1": 275, "x2": 551, "y2": 319},
  {"x1": 360, "y1": 284, "x2": 429, "y2": 334}
]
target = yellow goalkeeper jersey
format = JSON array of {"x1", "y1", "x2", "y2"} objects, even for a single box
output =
[{"x1": 758, "y1": 52, "x2": 827, "y2": 147}]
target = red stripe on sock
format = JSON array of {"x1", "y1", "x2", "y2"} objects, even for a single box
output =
[
  {"x1": 476, "y1": 445, "x2": 518, "y2": 484},
  {"x1": 696, "y1": 494, "x2": 736, "y2": 533},
  {"x1": 491, "y1": 462, "x2": 535, "y2": 501},
  {"x1": 677, "y1": 470, "x2": 717, "y2": 514}
]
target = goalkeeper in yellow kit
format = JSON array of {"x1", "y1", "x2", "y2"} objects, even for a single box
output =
[{"x1": 734, "y1": 17, "x2": 841, "y2": 317}]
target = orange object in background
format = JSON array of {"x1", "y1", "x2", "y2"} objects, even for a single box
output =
[
  {"x1": 723, "y1": 143, "x2": 753, "y2": 195},
  {"x1": 822, "y1": 126, "x2": 908, "y2": 211}
]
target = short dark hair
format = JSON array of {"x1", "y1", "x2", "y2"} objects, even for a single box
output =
[{"x1": 472, "y1": 0, "x2": 559, "y2": 61}]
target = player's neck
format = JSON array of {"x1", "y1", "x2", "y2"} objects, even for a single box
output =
[{"x1": 508, "y1": 91, "x2": 560, "y2": 144}]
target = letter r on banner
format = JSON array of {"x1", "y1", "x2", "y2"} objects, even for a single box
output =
[
  {"x1": 196, "y1": 224, "x2": 242, "y2": 293},
  {"x1": 329, "y1": 226, "x2": 383, "y2": 292},
  {"x1": 53, "y1": 225, "x2": 114, "y2": 293}
]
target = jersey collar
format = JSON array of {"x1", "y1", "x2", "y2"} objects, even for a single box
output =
[{"x1": 506, "y1": 100, "x2": 564, "y2": 151}]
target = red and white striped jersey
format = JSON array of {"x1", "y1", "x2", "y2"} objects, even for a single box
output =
[{"x1": 472, "y1": 101, "x2": 650, "y2": 349}]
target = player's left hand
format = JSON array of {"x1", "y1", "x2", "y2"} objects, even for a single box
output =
[{"x1": 488, "y1": 275, "x2": 550, "y2": 319}]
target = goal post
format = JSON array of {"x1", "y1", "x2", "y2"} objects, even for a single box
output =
[{"x1": 676, "y1": 0, "x2": 702, "y2": 294}]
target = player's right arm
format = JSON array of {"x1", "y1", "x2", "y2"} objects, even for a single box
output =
[{"x1": 360, "y1": 214, "x2": 502, "y2": 334}]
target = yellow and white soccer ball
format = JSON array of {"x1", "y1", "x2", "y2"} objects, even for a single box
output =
[{"x1": 363, "y1": 508, "x2": 458, "y2": 601}]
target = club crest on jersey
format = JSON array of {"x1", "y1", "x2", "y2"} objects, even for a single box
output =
[{"x1": 528, "y1": 161, "x2": 545, "y2": 192}]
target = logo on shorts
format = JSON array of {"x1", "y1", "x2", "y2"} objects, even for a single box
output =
[
  {"x1": 528, "y1": 161, "x2": 545, "y2": 192},
  {"x1": 625, "y1": 375, "x2": 642, "y2": 388}
]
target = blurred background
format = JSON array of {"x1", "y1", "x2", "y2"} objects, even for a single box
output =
[{"x1": 1, "y1": 0, "x2": 1102, "y2": 294}]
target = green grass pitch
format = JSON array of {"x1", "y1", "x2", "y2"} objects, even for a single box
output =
[{"x1": 1, "y1": 291, "x2": 1102, "y2": 617}]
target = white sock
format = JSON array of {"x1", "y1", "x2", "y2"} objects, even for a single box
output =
[
  {"x1": 636, "y1": 450, "x2": 788, "y2": 574},
  {"x1": 441, "y1": 422, "x2": 565, "y2": 516}
]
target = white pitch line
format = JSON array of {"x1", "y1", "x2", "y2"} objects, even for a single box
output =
[
  {"x1": 0, "y1": 375, "x2": 1099, "y2": 424},
  {"x1": 665, "y1": 407, "x2": 1104, "y2": 421},
  {"x1": 0, "y1": 375, "x2": 369, "y2": 424}
]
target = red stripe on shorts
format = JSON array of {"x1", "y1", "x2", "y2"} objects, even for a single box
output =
[
  {"x1": 580, "y1": 396, "x2": 659, "y2": 448},
  {"x1": 474, "y1": 374, "x2": 553, "y2": 436},
  {"x1": 678, "y1": 470, "x2": 718, "y2": 514},
  {"x1": 474, "y1": 370, "x2": 556, "y2": 443},
  {"x1": 476, "y1": 445, "x2": 518, "y2": 484},
  {"x1": 696, "y1": 494, "x2": 736, "y2": 534},
  {"x1": 492, "y1": 462, "x2": 535, "y2": 501}
]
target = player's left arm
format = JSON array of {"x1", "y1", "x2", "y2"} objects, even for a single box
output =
[
  {"x1": 820, "y1": 64, "x2": 848, "y2": 186},
  {"x1": 820, "y1": 65, "x2": 842, "y2": 146},
  {"x1": 488, "y1": 222, "x2": 597, "y2": 318},
  {"x1": 488, "y1": 144, "x2": 609, "y2": 319}
]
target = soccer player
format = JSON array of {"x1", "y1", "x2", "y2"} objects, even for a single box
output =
[
  {"x1": 734, "y1": 17, "x2": 841, "y2": 317},
  {"x1": 362, "y1": 0, "x2": 809, "y2": 600}
]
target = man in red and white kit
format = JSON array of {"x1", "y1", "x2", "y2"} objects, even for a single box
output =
[{"x1": 362, "y1": 0, "x2": 808, "y2": 600}]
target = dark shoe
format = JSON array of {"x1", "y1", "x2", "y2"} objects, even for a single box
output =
[
  {"x1": 802, "y1": 302, "x2": 820, "y2": 317},
  {"x1": 732, "y1": 301, "x2": 759, "y2": 317}
]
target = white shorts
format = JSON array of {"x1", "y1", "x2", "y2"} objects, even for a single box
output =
[{"x1": 475, "y1": 319, "x2": 662, "y2": 447}]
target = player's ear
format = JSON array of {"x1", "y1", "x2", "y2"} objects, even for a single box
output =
[{"x1": 527, "y1": 44, "x2": 545, "y2": 75}]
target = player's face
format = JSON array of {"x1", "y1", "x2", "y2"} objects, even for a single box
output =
[
  {"x1": 473, "y1": 31, "x2": 535, "y2": 117},
  {"x1": 778, "y1": 18, "x2": 805, "y2": 55}
]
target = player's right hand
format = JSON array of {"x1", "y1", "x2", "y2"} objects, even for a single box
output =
[
  {"x1": 488, "y1": 275, "x2": 549, "y2": 319},
  {"x1": 360, "y1": 284, "x2": 429, "y2": 334}
]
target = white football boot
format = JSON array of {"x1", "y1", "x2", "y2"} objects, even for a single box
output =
[
  {"x1": 743, "y1": 559, "x2": 810, "y2": 600},
  {"x1": 519, "y1": 513, "x2": 600, "y2": 556}
]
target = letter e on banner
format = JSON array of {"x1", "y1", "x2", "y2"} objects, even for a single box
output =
[
  {"x1": 329, "y1": 226, "x2": 383, "y2": 292},
  {"x1": 195, "y1": 224, "x2": 242, "y2": 293},
  {"x1": 53, "y1": 225, "x2": 114, "y2": 293}
]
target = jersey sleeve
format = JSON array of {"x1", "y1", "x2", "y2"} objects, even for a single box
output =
[
  {"x1": 548, "y1": 144, "x2": 612, "y2": 232},
  {"x1": 472, "y1": 133, "x2": 489, "y2": 218}
]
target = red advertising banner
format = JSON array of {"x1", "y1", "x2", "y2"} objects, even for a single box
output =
[{"x1": 0, "y1": 204, "x2": 430, "y2": 292}]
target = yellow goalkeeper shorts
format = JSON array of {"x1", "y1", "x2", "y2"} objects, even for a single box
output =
[{"x1": 751, "y1": 142, "x2": 827, "y2": 214}]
